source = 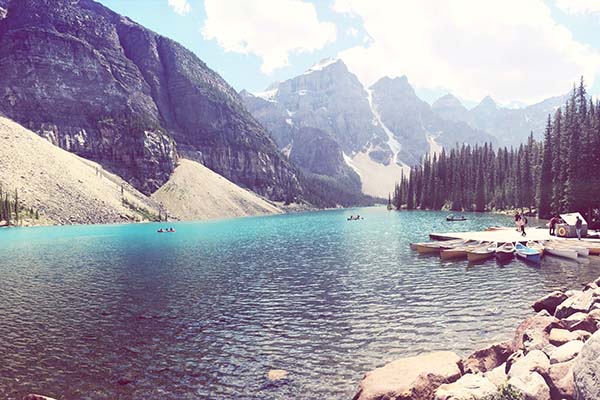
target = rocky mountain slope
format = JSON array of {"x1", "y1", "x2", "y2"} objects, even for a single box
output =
[
  {"x1": 0, "y1": 116, "x2": 162, "y2": 225},
  {"x1": 0, "y1": 0, "x2": 300, "y2": 201},
  {"x1": 152, "y1": 159, "x2": 282, "y2": 221},
  {"x1": 0, "y1": 116, "x2": 283, "y2": 225},
  {"x1": 433, "y1": 93, "x2": 567, "y2": 145}
]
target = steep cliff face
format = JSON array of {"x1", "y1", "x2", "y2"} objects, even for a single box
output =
[{"x1": 0, "y1": 0, "x2": 299, "y2": 200}]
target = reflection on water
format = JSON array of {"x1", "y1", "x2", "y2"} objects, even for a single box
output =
[{"x1": 0, "y1": 208, "x2": 599, "y2": 399}]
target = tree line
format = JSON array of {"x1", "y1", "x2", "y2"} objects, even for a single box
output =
[
  {"x1": 393, "y1": 78, "x2": 600, "y2": 226},
  {"x1": 0, "y1": 184, "x2": 39, "y2": 226}
]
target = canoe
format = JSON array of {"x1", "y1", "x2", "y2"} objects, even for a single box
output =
[
  {"x1": 546, "y1": 244, "x2": 578, "y2": 260},
  {"x1": 467, "y1": 243, "x2": 497, "y2": 262},
  {"x1": 446, "y1": 217, "x2": 467, "y2": 222},
  {"x1": 527, "y1": 241, "x2": 545, "y2": 257},
  {"x1": 416, "y1": 243, "x2": 443, "y2": 254},
  {"x1": 441, "y1": 242, "x2": 485, "y2": 260},
  {"x1": 413, "y1": 238, "x2": 464, "y2": 253},
  {"x1": 551, "y1": 242, "x2": 589, "y2": 257},
  {"x1": 495, "y1": 242, "x2": 515, "y2": 262},
  {"x1": 515, "y1": 243, "x2": 541, "y2": 265}
]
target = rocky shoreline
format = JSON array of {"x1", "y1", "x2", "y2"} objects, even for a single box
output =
[{"x1": 353, "y1": 276, "x2": 600, "y2": 400}]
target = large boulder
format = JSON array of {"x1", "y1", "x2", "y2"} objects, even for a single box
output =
[
  {"x1": 484, "y1": 363, "x2": 508, "y2": 387},
  {"x1": 508, "y1": 371, "x2": 551, "y2": 400},
  {"x1": 549, "y1": 328, "x2": 590, "y2": 346},
  {"x1": 562, "y1": 312, "x2": 598, "y2": 333},
  {"x1": 555, "y1": 290, "x2": 596, "y2": 319},
  {"x1": 544, "y1": 360, "x2": 575, "y2": 400},
  {"x1": 463, "y1": 342, "x2": 513, "y2": 374},
  {"x1": 353, "y1": 352, "x2": 463, "y2": 400},
  {"x1": 434, "y1": 373, "x2": 496, "y2": 400},
  {"x1": 532, "y1": 291, "x2": 568, "y2": 315},
  {"x1": 573, "y1": 330, "x2": 600, "y2": 400},
  {"x1": 549, "y1": 340, "x2": 584, "y2": 364},
  {"x1": 513, "y1": 313, "x2": 563, "y2": 352},
  {"x1": 507, "y1": 350, "x2": 550, "y2": 379}
]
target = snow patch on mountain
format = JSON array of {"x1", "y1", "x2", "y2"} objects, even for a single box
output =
[
  {"x1": 367, "y1": 89, "x2": 402, "y2": 164},
  {"x1": 255, "y1": 88, "x2": 278, "y2": 102},
  {"x1": 303, "y1": 57, "x2": 340, "y2": 75}
]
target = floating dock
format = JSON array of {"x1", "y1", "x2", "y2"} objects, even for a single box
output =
[{"x1": 429, "y1": 227, "x2": 600, "y2": 244}]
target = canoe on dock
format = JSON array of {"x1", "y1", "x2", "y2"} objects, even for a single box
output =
[
  {"x1": 515, "y1": 243, "x2": 541, "y2": 265},
  {"x1": 413, "y1": 239, "x2": 465, "y2": 254}
]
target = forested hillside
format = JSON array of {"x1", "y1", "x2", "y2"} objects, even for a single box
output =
[{"x1": 394, "y1": 79, "x2": 600, "y2": 226}]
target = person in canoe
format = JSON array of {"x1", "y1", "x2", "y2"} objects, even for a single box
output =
[
  {"x1": 168, "y1": 227, "x2": 176, "y2": 233},
  {"x1": 157, "y1": 228, "x2": 165, "y2": 233}
]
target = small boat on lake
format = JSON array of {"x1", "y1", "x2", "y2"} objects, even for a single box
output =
[
  {"x1": 527, "y1": 241, "x2": 545, "y2": 257},
  {"x1": 495, "y1": 242, "x2": 515, "y2": 262},
  {"x1": 413, "y1": 239, "x2": 465, "y2": 254},
  {"x1": 515, "y1": 243, "x2": 541, "y2": 265},
  {"x1": 446, "y1": 214, "x2": 467, "y2": 222},
  {"x1": 552, "y1": 242, "x2": 589, "y2": 257},
  {"x1": 544, "y1": 244, "x2": 578, "y2": 260},
  {"x1": 467, "y1": 242, "x2": 497, "y2": 262},
  {"x1": 441, "y1": 242, "x2": 485, "y2": 260}
]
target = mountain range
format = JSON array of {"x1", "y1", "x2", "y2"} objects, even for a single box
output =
[
  {"x1": 242, "y1": 58, "x2": 566, "y2": 197},
  {"x1": 0, "y1": 0, "x2": 570, "y2": 222}
]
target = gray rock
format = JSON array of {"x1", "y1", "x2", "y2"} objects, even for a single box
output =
[
  {"x1": 463, "y1": 342, "x2": 513, "y2": 374},
  {"x1": 573, "y1": 330, "x2": 600, "y2": 399},
  {"x1": 549, "y1": 340, "x2": 584, "y2": 364},
  {"x1": 508, "y1": 371, "x2": 551, "y2": 400},
  {"x1": 353, "y1": 351, "x2": 462, "y2": 400},
  {"x1": 555, "y1": 290, "x2": 595, "y2": 319},
  {"x1": 532, "y1": 290, "x2": 568, "y2": 315},
  {"x1": 507, "y1": 349, "x2": 550, "y2": 379},
  {"x1": 434, "y1": 373, "x2": 497, "y2": 400}
]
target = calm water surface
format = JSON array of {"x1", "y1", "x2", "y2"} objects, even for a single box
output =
[{"x1": 1, "y1": 208, "x2": 599, "y2": 399}]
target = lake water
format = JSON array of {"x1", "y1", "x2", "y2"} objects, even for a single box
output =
[{"x1": 1, "y1": 207, "x2": 599, "y2": 399}]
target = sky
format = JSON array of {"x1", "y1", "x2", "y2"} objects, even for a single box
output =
[{"x1": 97, "y1": 0, "x2": 600, "y2": 107}]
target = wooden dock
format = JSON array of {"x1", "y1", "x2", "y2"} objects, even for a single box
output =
[{"x1": 429, "y1": 227, "x2": 600, "y2": 244}]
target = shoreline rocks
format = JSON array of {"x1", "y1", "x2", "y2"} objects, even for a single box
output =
[{"x1": 353, "y1": 276, "x2": 600, "y2": 400}]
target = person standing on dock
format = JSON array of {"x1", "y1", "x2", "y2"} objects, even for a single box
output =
[
  {"x1": 576, "y1": 216, "x2": 583, "y2": 240},
  {"x1": 515, "y1": 212, "x2": 521, "y2": 232},
  {"x1": 549, "y1": 215, "x2": 558, "y2": 236},
  {"x1": 520, "y1": 215, "x2": 527, "y2": 236}
]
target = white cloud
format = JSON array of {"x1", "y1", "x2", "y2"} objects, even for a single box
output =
[
  {"x1": 555, "y1": 0, "x2": 600, "y2": 15},
  {"x1": 332, "y1": 0, "x2": 600, "y2": 103},
  {"x1": 202, "y1": 0, "x2": 336, "y2": 74},
  {"x1": 168, "y1": 0, "x2": 191, "y2": 16}
]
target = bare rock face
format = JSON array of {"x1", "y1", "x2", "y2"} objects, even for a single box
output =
[
  {"x1": 532, "y1": 290, "x2": 568, "y2": 315},
  {"x1": 573, "y1": 330, "x2": 600, "y2": 400},
  {"x1": 0, "y1": 0, "x2": 300, "y2": 199},
  {"x1": 353, "y1": 351, "x2": 463, "y2": 400},
  {"x1": 463, "y1": 342, "x2": 513, "y2": 374},
  {"x1": 507, "y1": 371, "x2": 550, "y2": 400}
]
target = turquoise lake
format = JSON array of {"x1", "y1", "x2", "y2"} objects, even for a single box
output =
[{"x1": 1, "y1": 207, "x2": 600, "y2": 399}]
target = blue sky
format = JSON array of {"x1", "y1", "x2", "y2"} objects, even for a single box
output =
[{"x1": 97, "y1": 0, "x2": 600, "y2": 106}]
